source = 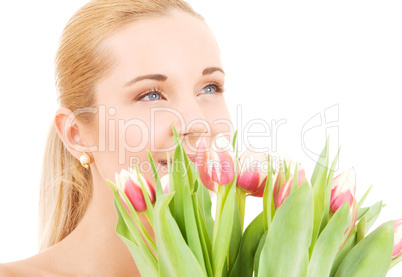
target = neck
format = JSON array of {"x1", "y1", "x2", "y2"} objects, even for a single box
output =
[{"x1": 44, "y1": 166, "x2": 153, "y2": 276}]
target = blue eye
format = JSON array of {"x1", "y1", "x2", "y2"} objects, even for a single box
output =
[
  {"x1": 137, "y1": 82, "x2": 224, "y2": 102},
  {"x1": 199, "y1": 83, "x2": 224, "y2": 95},
  {"x1": 201, "y1": 85, "x2": 217, "y2": 94},
  {"x1": 141, "y1": 91, "x2": 162, "y2": 101},
  {"x1": 138, "y1": 87, "x2": 164, "y2": 101}
]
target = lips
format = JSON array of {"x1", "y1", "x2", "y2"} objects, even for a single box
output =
[
  {"x1": 158, "y1": 160, "x2": 171, "y2": 166},
  {"x1": 158, "y1": 152, "x2": 197, "y2": 166}
]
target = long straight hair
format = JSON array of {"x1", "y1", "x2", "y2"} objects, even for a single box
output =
[{"x1": 39, "y1": 0, "x2": 203, "y2": 251}]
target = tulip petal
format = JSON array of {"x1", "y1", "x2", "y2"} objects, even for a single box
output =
[
  {"x1": 125, "y1": 179, "x2": 147, "y2": 212},
  {"x1": 215, "y1": 150, "x2": 234, "y2": 185},
  {"x1": 393, "y1": 219, "x2": 402, "y2": 259},
  {"x1": 161, "y1": 174, "x2": 170, "y2": 194},
  {"x1": 237, "y1": 148, "x2": 268, "y2": 195},
  {"x1": 237, "y1": 169, "x2": 261, "y2": 193},
  {"x1": 275, "y1": 177, "x2": 293, "y2": 209},
  {"x1": 330, "y1": 189, "x2": 354, "y2": 214},
  {"x1": 195, "y1": 134, "x2": 217, "y2": 191},
  {"x1": 248, "y1": 176, "x2": 266, "y2": 197},
  {"x1": 331, "y1": 167, "x2": 356, "y2": 198},
  {"x1": 297, "y1": 167, "x2": 307, "y2": 185}
]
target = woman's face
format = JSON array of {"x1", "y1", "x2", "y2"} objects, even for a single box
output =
[{"x1": 86, "y1": 10, "x2": 232, "y2": 186}]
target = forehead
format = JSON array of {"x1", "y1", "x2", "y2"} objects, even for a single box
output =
[{"x1": 101, "y1": 11, "x2": 222, "y2": 80}]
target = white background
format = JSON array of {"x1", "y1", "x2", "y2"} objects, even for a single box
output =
[{"x1": 0, "y1": 0, "x2": 401, "y2": 275}]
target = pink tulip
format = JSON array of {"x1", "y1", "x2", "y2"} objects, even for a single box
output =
[
  {"x1": 272, "y1": 163, "x2": 286, "y2": 204},
  {"x1": 236, "y1": 146, "x2": 268, "y2": 197},
  {"x1": 160, "y1": 174, "x2": 170, "y2": 194},
  {"x1": 195, "y1": 133, "x2": 235, "y2": 192},
  {"x1": 330, "y1": 167, "x2": 356, "y2": 214},
  {"x1": 273, "y1": 162, "x2": 307, "y2": 209},
  {"x1": 329, "y1": 167, "x2": 358, "y2": 249},
  {"x1": 340, "y1": 198, "x2": 358, "y2": 250},
  {"x1": 115, "y1": 169, "x2": 156, "y2": 213},
  {"x1": 393, "y1": 218, "x2": 402, "y2": 260}
]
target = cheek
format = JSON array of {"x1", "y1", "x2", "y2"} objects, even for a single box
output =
[
  {"x1": 202, "y1": 98, "x2": 233, "y2": 134},
  {"x1": 115, "y1": 116, "x2": 151, "y2": 170},
  {"x1": 91, "y1": 109, "x2": 151, "y2": 179},
  {"x1": 149, "y1": 107, "x2": 180, "y2": 150},
  {"x1": 119, "y1": 121, "x2": 149, "y2": 151}
]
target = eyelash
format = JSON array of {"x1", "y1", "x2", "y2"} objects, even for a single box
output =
[{"x1": 135, "y1": 81, "x2": 225, "y2": 102}]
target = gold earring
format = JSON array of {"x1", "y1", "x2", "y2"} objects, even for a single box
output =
[{"x1": 80, "y1": 152, "x2": 92, "y2": 170}]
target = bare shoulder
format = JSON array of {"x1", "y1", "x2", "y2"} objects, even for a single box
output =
[
  {"x1": 0, "y1": 261, "x2": 37, "y2": 277},
  {"x1": 0, "y1": 260, "x2": 49, "y2": 277},
  {"x1": 0, "y1": 254, "x2": 65, "y2": 277},
  {"x1": 0, "y1": 263, "x2": 14, "y2": 277}
]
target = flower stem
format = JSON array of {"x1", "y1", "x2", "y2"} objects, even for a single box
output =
[
  {"x1": 212, "y1": 184, "x2": 229, "y2": 247},
  {"x1": 236, "y1": 188, "x2": 247, "y2": 231},
  {"x1": 144, "y1": 210, "x2": 153, "y2": 229}
]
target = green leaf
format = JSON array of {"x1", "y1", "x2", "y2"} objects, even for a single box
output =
[
  {"x1": 357, "y1": 207, "x2": 369, "y2": 221},
  {"x1": 253, "y1": 231, "x2": 268, "y2": 277},
  {"x1": 212, "y1": 183, "x2": 236, "y2": 276},
  {"x1": 109, "y1": 181, "x2": 158, "y2": 276},
  {"x1": 330, "y1": 233, "x2": 357, "y2": 277},
  {"x1": 182, "y1": 144, "x2": 199, "y2": 193},
  {"x1": 347, "y1": 201, "x2": 383, "y2": 246},
  {"x1": 108, "y1": 180, "x2": 156, "y2": 252},
  {"x1": 307, "y1": 202, "x2": 350, "y2": 277},
  {"x1": 197, "y1": 182, "x2": 214, "y2": 240},
  {"x1": 133, "y1": 164, "x2": 154, "y2": 224},
  {"x1": 227, "y1": 191, "x2": 243, "y2": 274},
  {"x1": 167, "y1": 153, "x2": 175, "y2": 214},
  {"x1": 358, "y1": 201, "x2": 383, "y2": 233},
  {"x1": 147, "y1": 150, "x2": 164, "y2": 198},
  {"x1": 310, "y1": 135, "x2": 330, "y2": 185},
  {"x1": 171, "y1": 127, "x2": 190, "y2": 240},
  {"x1": 358, "y1": 184, "x2": 373, "y2": 209},
  {"x1": 229, "y1": 212, "x2": 265, "y2": 277},
  {"x1": 262, "y1": 160, "x2": 274, "y2": 231},
  {"x1": 334, "y1": 221, "x2": 394, "y2": 277},
  {"x1": 154, "y1": 193, "x2": 206, "y2": 277},
  {"x1": 309, "y1": 138, "x2": 330, "y2": 257},
  {"x1": 319, "y1": 146, "x2": 341, "y2": 235},
  {"x1": 330, "y1": 201, "x2": 382, "y2": 277},
  {"x1": 211, "y1": 139, "x2": 239, "y2": 248},
  {"x1": 356, "y1": 217, "x2": 367, "y2": 243},
  {"x1": 115, "y1": 201, "x2": 159, "y2": 277},
  {"x1": 258, "y1": 182, "x2": 314, "y2": 277},
  {"x1": 183, "y1": 181, "x2": 206, "y2": 274},
  {"x1": 193, "y1": 145, "x2": 214, "y2": 242},
  {"x1": 193, "y1": 193, "x2": 213, "y2": 277},
  {"x1": 330, "y1": 201, "x2": 383, "y2": 276},
  {"x1": 232, "y1": 129, "x2": 238, "y2": 150}
]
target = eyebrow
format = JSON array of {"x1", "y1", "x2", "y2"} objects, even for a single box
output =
[{"x1": 123, "y1": 66, "x2": 225, "y2": 87}]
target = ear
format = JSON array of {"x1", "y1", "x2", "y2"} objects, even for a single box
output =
[{"x1": 54, "y1": 107, "x2": 95, "y2": 160}]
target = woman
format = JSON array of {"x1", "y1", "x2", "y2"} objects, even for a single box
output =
[{"x1": 0, "y1": 0, "x2": 232, "y2": 275}]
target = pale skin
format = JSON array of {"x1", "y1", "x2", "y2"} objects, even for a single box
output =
[{"x1": 0, "y1": 10, "x2": 232, "y2": 276}]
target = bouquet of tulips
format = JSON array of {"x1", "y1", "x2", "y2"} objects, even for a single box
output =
[{"x1": 107, "y1": 126, "x2": 402, "y2": 277}]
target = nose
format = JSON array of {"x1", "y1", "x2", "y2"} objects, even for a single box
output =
[{"x1": 171, "y1": 97, "x2": 210, "y2": 153}]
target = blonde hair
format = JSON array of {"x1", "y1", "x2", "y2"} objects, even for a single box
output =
[{"x1": 39, "y1": 0, "x2": 204, "y2": 251}]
